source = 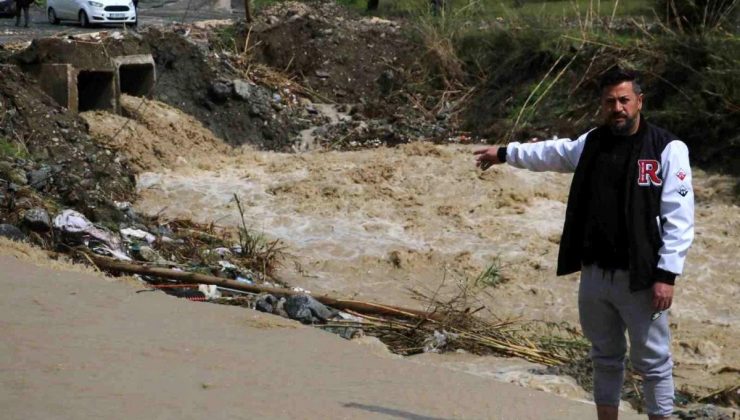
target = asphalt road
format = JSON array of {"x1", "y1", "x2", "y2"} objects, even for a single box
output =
[{"x1": 0, "y1": 0, "x2": 237, "y2": 44}]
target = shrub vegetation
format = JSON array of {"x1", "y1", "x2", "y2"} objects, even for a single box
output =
[{"x1": 396, "y1": 0, "x2": 739, "y2": 174}]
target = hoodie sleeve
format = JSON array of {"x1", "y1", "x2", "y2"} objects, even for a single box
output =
[
  {"x1": 506, "y1": 131, "x2": 590, "y2": 173},
  {"x1": 657, "y1": 140, "x2": 695, "y2": 279}
]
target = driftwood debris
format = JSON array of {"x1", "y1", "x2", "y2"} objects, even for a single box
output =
[
  {"x1": 83, "y1": 252, "x2": 443, "y2": 322},
  {"x1": 73, "y1": 250, "x2": 589, "y2": 367}
]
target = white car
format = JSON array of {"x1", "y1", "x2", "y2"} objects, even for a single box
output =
[{"x1": 47, "y1": 0, "x2": 137, "y2": 27}]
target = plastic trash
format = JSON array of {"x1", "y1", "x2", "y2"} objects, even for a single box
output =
[
  {"x1": 198, "y1": 284, "x2": 221, "y2": 300},
  {"x1": 92, "y1": 245, "x2": 131, "y2": 261},
  {"x1": 53, "y1": 209, "x2": 94, "y2": 233},
  {"x1": 209, "y1": 247, "x2": 232, "y2": 257},
  {"x1": 218, "y1": 260, "x2": 238, "y2": 271},
  {"x1": 121, "y1": 227, "x2": 156, "y2": 244},
  {"x1": 423, "y1": 330, "x2": 458, "y2": 353},
  {"x1": 235, "y1": 276, "x2": 254, "y2": 284},
  {"x1": 53, "y1": 209, "x2": 129, "y2": 260}
]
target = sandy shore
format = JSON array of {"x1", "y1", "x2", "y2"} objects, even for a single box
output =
[{"x1": 0, "y1": 251, "x2": 645, "y2": 419}]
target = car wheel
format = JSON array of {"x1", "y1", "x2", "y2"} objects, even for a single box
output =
[
  {"x1": 47, "y1": 7, "x2": 60, "y2": 24},
  {"x1": 79, "y1": 10, "x2": 89, "y2": 27}
]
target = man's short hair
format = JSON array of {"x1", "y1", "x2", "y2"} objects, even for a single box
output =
[{"x1": 599, "y1": 66, "x2": 642, "y2": 94}]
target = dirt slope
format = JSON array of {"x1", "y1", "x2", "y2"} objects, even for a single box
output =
[
  {"x1": 248, "y1": 1, "x2": 417, "y2": 104},
  {"x1": 82, "y1": 94, "x2": 230, "y2": 172},
  {"x1": 0, "y1": 246, "x2": 641, "y2": 420}
]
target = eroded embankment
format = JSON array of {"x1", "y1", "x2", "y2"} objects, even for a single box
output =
[{"x1": 81, "y1": 95, "x2": 231, "y2": 172}]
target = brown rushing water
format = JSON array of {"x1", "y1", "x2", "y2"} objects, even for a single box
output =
[
  {"x1": 83, "y1": 95, "x2": 737, "y2": 405},
  {"x1": 133, "y1": 142, "x2": 739, "y2": 401}
]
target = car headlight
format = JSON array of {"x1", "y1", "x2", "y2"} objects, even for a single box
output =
[
  {"x1": 128, "y1": 1, "x2": 133, "y2": 7},
  {"x1": 87, "y1": 1, "x2": 104, "y2": 7}
]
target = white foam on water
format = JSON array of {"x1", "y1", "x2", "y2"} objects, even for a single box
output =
[{"x1": 136, "y1": 167, "x2": 443, "y2": 261}]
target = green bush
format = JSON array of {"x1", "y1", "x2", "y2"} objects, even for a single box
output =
[
  {"x1": 655, "y1": 0, "x2": 739, "y2": 32},
  {"x1": 450, "y1": 25, "x2": 739, "y2": 174},
  {"x1": 648, "y1": 35, "x2": 740, "y2": 170},
  {"x1": 347, "y1": 0, "x2": 738, "y2": 174}
]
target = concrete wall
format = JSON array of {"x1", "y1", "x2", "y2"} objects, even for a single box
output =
[{"x1": 21, "y1": 64, "x2": 79, "y2": 113}]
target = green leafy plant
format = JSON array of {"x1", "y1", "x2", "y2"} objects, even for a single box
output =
[
  {"x1": 232, "y1": 193, "x2": 284, "y2": 275},
  {"x1": 473, "y1": 260, "x2": 506, "y2": 287},
  {"x1": 0, "y1": 138, "x2": 29, "y2": 158}
]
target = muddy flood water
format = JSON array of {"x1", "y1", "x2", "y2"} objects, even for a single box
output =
[
  {"x1": 133, "y1": 143, "x2": 738, "y2": 399},
  {"x1": 82, "y1": 95, "x2": 738, "y2": 407}
]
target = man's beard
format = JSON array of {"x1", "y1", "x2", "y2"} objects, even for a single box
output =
[{"x1": 608, "y1": 113, "x2": 638, "y2": 136}]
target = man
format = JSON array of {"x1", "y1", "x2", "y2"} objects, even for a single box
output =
[
  {"x1": 14, "y1": 0, "x2": 33, "y2": 27},
  {"x1": 132, "y1": 0, "x2": 138, "y2": 27},
  {"x1": 474, "y1": 67, "x2": 694, "y2": 420}
]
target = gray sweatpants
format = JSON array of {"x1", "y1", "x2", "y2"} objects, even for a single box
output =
[{"x1": 578, "y1": 265, "x2": 674, "y2": 416}]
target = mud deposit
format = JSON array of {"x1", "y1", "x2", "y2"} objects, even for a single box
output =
[{"x1": 130, "y1": 123, "x2": 738, "y2": 402}]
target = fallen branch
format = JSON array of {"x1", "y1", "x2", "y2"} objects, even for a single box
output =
[{"x1": 81, "y1": 251, "x2": 444, "y2": 322}]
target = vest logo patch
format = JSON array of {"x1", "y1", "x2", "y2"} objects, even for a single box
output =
[
  {"x1": 637, "y1": 159, "x2": 662, "y2": 186},
  {"x1": 676, "y1": 169, "x2": 687, "y2": 181},
  {"x1": 678, "y1": 185, "x2": 689, "y2": 197}
]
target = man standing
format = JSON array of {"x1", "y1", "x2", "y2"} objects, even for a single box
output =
[
  {"x1": 474, "y1": 67, "x2": 694, "y2": 420},
  {"x1": 14, "y1": 0, "x2": 33, "y2": 27}
]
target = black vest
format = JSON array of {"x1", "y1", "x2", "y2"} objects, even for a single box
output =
[{"x1": 557, "y1": 120, "x2": 676, "y2": 291}]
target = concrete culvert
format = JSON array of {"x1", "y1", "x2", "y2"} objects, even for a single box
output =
[
  {"x1": 114, "y1": 55, "x2": 156, "y2": 97},
  {"x1": 77, "y1": 70, "x2": 116, "y2": 112},
  {"x1": 119, "y1": 63, "x2": 155, "y2": 96}
]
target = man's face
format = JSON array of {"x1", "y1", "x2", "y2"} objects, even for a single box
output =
[{"x1": 600, "y1": 81, "x2": 643, "y2": 136}]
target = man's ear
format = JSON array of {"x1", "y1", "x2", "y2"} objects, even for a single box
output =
[{"x1": 637, "y1": 93, "x2": 644, "y2": 112}]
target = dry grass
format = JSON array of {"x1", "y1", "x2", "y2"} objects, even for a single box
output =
[
  {"x1": 416, "y1": 18, "x2": 466, "y2": 90},
  {"x1": 317, "y1": 272, "x2": 589, "y2": 366},
  {"x1": 147, "y1": 215, "x2": 284, "y2": 281},
  {"x1": 0, "y1": 238, "x2": 100, "y2": 274},
  {"x1": 0, "y1": 238, "x2": 142, "y2": 286}
]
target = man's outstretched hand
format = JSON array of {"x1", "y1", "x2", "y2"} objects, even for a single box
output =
[{"x1": 474, "y1": 147, "x2": 503, "y2": 171}]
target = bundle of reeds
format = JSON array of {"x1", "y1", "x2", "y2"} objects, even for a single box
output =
[{"x1": 320, "y1": 299, "x2": 589, "y2": 366}]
